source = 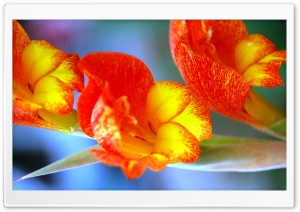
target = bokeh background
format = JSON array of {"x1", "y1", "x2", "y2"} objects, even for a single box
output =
[{"x1": 13, "y1": 20, "x2": 286, "y2": 190}]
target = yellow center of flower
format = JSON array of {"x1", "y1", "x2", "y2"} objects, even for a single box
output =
[{"x1": 93, "y1": 81, "x2": 212, "y2": 163}]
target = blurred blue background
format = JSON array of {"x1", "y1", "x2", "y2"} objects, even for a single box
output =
[{"x1": 13, "y1": 20, "x2": 286, "y2": 190}]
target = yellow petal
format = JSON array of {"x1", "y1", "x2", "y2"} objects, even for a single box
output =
[
  {"x1": 32, "y1": 76, "x2": 73, "y2": 114},
  {"x1": 243, "y1": 50, "x2": 286, "y2": 87},
  {"x1": 146, "y1": 81, "x2": 211, "y2": 141},
  {"x1": 21, "y1": 40, "x2": 69, "y2": 87},
  {"x1": 48, "y1": 53, "x2": 84, "y2": 92},
  {"x1": 235, "y1": 34, "x2": 278, "y2": 73},
  {"x1": 244, "y1": 89, "x2": 286, "y2": 127},
  {"x1": 146, "y1": 81, "x2": 193, "y2": 133},
  {"x1": 37, "y1": 109, "x2": 79, "y2": 132},
  {"x1": 152, "y1": 122, "x2": 199, "y2": 163},
  {"x1": 171, "y1": 98, "x2": 212, "y2": 142}
]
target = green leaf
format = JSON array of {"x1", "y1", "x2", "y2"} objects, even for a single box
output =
[
  {"x1": 169, "y1": 141, "x2": 286, "y2": 172},
  {"x1": 265, "y1": 118, "x2": 286, "y2": 140},
  {"x1": 200, "y1": 134, "x2": 282, "y2": 147},
  {"x1": 14, "y1": 135, "x2": 286, "y2": 183},
  {"x1": 14, "y1": 145, "x2": 102, "y2": 183}
]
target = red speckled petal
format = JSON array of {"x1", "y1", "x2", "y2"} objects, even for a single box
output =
[
  {"x1": 13, "y1": 20, "x2": 32, "y2": 101},
  {"x1": 175, "y1": 41, "x2": 249, "y2": 115},
  {"x1": 170, "y1": 20, "x2": 248, "y2": 69},
  {"x1": 200, "y1": 20, "x2": 248, "y2": 68},
  {"x1": 91, "y1": 149, "x2": 169, "y2": 180},
  {"x1": 77, "y1": 52, "x2": 154, "y2": 137},
  {"x1": 169, "y1": 20, "x2": 187, "y2": 61}
]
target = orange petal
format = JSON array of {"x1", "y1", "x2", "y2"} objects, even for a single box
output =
[
  {"x1": 91, "y1": 149, "x2": 124, "y2": 167},
  {"x1": 13, "y1": 21, "x2": 32, "y2": 101},
  {"x1": 77, "y1": 82, "x2": 101, "y2": 137},
  {"x1": 91, "y1": 149, "x2": 169, "y2": 180},
  {"x1": 121, "y1": 159, "x2": 148, "y2": 180},
  {"x1": 169, "y1": 20, "x2": 188, "y2": 61},
  {"x1": 32, "y1": 76, "x2": 74, "y2": 114},
  {"x1": 146, "y1": 81, "x2": 211, "y2": 141},
  {"x1": 91, "y1": 83, "x2": 152, "y2": 158},
  {"x1": 77, "y1": 52, "x2": 155, "y2": 137},
  {"x1": 183, "y1": 20, "x2": 248, "y2": 69},
  {"x1": 174, "y1": 41, "x2": 249, "y2": 115},
  {"x1": 13, "y1": 21, "x2": 30, "y2": 62},
  {"x1": 235, "y1": 34, "x2": 279, "y2": 73},
  {"x1": 21, "y1": 40, "x2": 70, "y2": 87},
  {"x1": 91, "y1": 149, "x2": 147, "y2": 180},
  {"x1": 152, "y1": 122, "x2": 200, "y2": 163}
]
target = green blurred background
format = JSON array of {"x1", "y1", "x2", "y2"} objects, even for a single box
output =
[{"x1": 13, "y1": 20, "x2": 286, "y2": 190}]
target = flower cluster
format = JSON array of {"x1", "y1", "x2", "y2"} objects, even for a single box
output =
[{"x1": 13, "y1": 20, "x2": 286, "y2": 180}]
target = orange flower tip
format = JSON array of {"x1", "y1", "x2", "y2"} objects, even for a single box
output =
[
  {"x1": 121, "y1": 160, "x2": 147, "y2": 180},
  {"x1": 13, "y1": 98, "x2": 43, "y2": 111}
]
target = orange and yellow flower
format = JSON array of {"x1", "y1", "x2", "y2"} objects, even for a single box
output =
[
  {"x1": 170, "y1": 20, "x2": 286, "y2": 131},
  {"x1": 13, "y1": 20, "x2": 84, "y2": 133},
  {"x1": 77, "y1": 52, "x2": 212, "y2": 179}
]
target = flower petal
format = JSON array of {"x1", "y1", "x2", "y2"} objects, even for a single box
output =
[
  {"x1": 91, "y1": 149, "x2": 148, "y2": 180},
  {"x1": 146, "y1": 81, "x2": 192, "y2": 132},
  {"x1": 152, "y1": 122, "x2": 200, "y2": 163},
  {"x1": 243, "y1": 62, "x2": 285, "y2": 87},
  {"x1": 170, "y1": 20, "x2": 248, "y2": 69},
  {"x1": 174, "y1": 41, "x2": 250, "y2": 115},
  {"x1": 146, "y1": 81, "x2": 211, "y2": 141},
  {"x1": 91, "y1": 149, "x2": 169, "y2": 180},
  {"x1": 202, "y1": 20, "x2": 248, "y2": 68},
  {"x1": 13, "y1": 21, "x2": 31, "y2": 101},
  {"x1": 141, "y1": 153, "x2": 169, "y2": 172},
  {"x1": 77, "y1": 52, "x2": 155, "y2": 137},
  {"x1": 21, "y1": 40, "x2": 70, "y2": 87},
  {"x1": 169, "y1": 20, "x2": 187, "y2": 61},
  {"x1": 13, "y1": 99, "x2": 76, "y2": 133},
  {"x1": 243, "y1": 50, "x2": 286, "y2": 87},
  {"x1": 244, "y1": 89, "x2": 286, "y2": 127},
  {"x1": 234, "y1": 34, "x2": 279, "y2": 73},
  {"x1": 91, "y1": 83, "x2": 152, "y2": 159},
  {"x1": 77, "y1": 82, "x2": 101, "y2": 137},
  {"x1": 48, "y1": 53, "x2": 84, "y2": 92},
  {"x1": 32, "y1": 76, "x2": 74, "y2": 114}
]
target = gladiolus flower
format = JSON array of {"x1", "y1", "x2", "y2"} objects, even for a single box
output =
[
  {"x1": 13, "y1": 20, "x2": 84, "y2": 133},
  {"x1": 170, "y1": 20, "x2": 286, "y2": 132},
  {"x1": 77, "y1": 52, "x2": 212, "y2": 179}
]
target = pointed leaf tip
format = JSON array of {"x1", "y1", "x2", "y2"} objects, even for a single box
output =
[{"x1": 14, "y1": 144, "x2": 102, "y2": 183}]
